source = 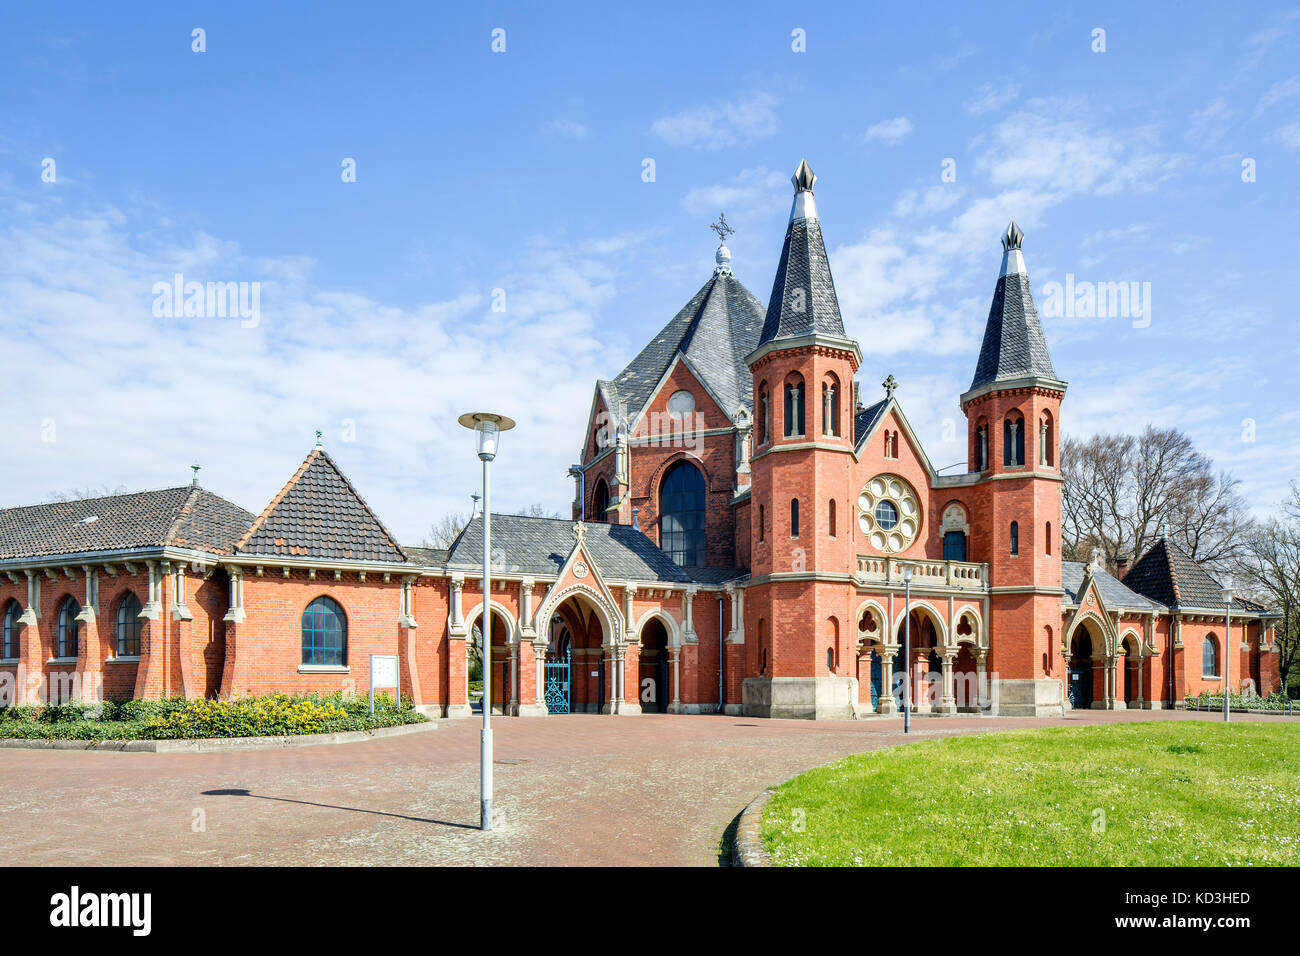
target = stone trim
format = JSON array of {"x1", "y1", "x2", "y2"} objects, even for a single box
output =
[{"x1": 733, "y1": 788, "x2": 775, "y2": 867}]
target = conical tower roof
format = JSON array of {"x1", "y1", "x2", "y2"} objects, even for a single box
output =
[
  {"x1": 748, "y1": 160, "x2": 860, "y2": 366},
  {"x1": 963, "y1": 221, "x2": 1065, "y2": 402}
]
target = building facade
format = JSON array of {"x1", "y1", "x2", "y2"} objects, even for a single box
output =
[{"x1": 0, "y1": 161, "x2": 1282, "y2": 718}]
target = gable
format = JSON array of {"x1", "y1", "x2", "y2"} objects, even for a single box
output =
[
  {"x1": 238, "y1": 449, "x2": 406, "y2": 563},
  {"x1": 634, "y1": 356, "x2": 732, "y2": 440}
]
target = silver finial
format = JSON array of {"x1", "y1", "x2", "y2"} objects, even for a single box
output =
[
  {"x1": 791, "y1": 159, "x2": 816, "y2": 193},
  {"x1": 710, "y1": 213, "x2": 735, "y2": 276},
  {"x1": 1001, "y1": 220, "x2": 1024, "y2": 252}
]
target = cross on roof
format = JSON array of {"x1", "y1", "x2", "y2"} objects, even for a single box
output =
[
  {"x1": 882, "y1": 374, "x2": 898, "y2": 399},
  {"x1": 708, "y1": 213, "x2": 735, "y2": 242}
]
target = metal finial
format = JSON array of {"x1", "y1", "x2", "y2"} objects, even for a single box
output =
[
  {"x1": 882, "y1": 374, "x2": 898, "y2": 399},
  {"x1": 791, "y1": 159, "x2": 816, "y2": 193},
  {"x1": 471, "y1": 493, "x2": 481, "y2": 517},
  {"x1": 314, "y1": 429, "x2": 323, "y2": 448},
  {"x1": 1001, "y1": 220, "x2": 1024, "y2": 252},
  {"x1": 708, "y1": 212, "x2": 735, "y2": 243},
  {"x1": 190, "y1": 462, "x2": 201, "y2": 486},
  {"x1": 632, "y1": 506, "x2": 641, "y2": 531}
]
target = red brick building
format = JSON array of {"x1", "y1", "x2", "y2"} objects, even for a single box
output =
[{"x1": 0, "y1": 161, "x2": 1281, "y2": 718}]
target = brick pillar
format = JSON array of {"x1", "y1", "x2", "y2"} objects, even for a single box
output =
[{"x1": 446, "y1": 636, "x2": 471, "y2": 718}]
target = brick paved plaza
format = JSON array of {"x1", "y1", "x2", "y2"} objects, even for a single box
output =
[{"x1": 0, "y1": 711, "x2": 1289, "y2": 867}]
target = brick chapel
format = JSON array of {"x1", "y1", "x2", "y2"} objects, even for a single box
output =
[{"x1": 0, "y1": 160, "x2": 1281, "y2": 718}]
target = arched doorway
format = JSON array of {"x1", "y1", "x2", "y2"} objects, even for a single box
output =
[
  {"x1": 468, "y1": 606, "x2": 511, "y2": 716},
  {"x1": 895, "y1": 606, "x2": 942, "y2": 712},
  {"x1": 1121, "y1": 634, "x2": 1141, "y2": 706},
  {"x1": 1068, "y1": 626, "x2": 1097, "y2": 709},
  {"x1": 535, "y1": 586, "x2": 621, "y2": 713},
  {"x1": 638, "y1": 618, "x2": 670, "y2": 713}
]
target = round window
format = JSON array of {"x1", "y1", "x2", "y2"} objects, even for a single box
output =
[
  {"x1": 667, "y1": 390, "x2": 696, "y2": 419},
  {"x1": 857, "y1": 474, "x2": 921, "y2": 554}
]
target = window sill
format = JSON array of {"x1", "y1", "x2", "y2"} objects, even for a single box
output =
[
  {"x1": 107, "y1": 656, "x2": 141, "y2": 664},
  {"x1": 46, "y1": 657, "x2": 78, "y2": 664},
  {"x1": 1203, "y1": 674, "x2": 1220, "y2": 681},
  {"x1": 0, "y1": 658, "x2": 18, "y2": 665},
  {"x1": 298, "y1": 664, "x2": 350, "y2": 674}
]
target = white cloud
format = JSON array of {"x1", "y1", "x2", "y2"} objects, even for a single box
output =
[
  {"x1": 1277, "y1": 123, "x2": 1300, "y2": 149},
  {"x1": 649, "y1": 92, "x2": 778, "y2": 149},
  {"x1": 963, "y1": 82, "x2": 1020, "y2": 116},
  {"x1": 0, "y1": 196, "x2": 648, "y2": 543},
  {"x1": 682, "y1": 166, "x2": 787, "y2": 221},
  {"x1": 863, "y1": 116, "x2": 913, "y2": 146}
]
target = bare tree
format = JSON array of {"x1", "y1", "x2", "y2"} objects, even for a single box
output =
[
  {"x1": 46, "y1": 484, "x2": 129, "y2": 502},
  {"x1": 1061, "y1": 425, "x2": 1252, "y2": 576},
  {"x1": 1236, "y1": 484, "x2": 1300, "y2": 693},
  {"x1": 420, "y1": 510, "x2": 472, "y2": 550}
]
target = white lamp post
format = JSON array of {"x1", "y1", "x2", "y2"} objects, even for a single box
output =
[
  {"x1": 902, "y1": 563, "x2": 913, "y2": 734},
  {"x1": 1220, "y1": 579, "x2": 1234, "y2": 724},
  {"x1": 459, "y1": 411, "x2": 516, "y2": 831}
]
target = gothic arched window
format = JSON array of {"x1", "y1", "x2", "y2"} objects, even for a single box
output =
[
  {"x1": 821, "y1": 377, "x2": 840, "y2": 437},
  {"x1": 1009, "y1": 521, "x2": 1019, "y2": 556},
  {"x1": 1004, "y1": 415, "x2": 1025, "y2": 466},
  {"x1": 791, "y1": 498, "x2": 800, "y2": 538},
  {"x1": 591, "y1": 478, "x2": 610, "y2": 522},
  {"x1": 1202, "y1": 634, "x2": 1219, "y2": 678},
  {"x1": 784, "y1": 376, "x2": 805, "y2": 437},
  {"x1": 659, "y1": 460, "x2": 706, "y2": 566}
]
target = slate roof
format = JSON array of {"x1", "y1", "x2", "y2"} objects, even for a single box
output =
[
  {"x1": 0, "y1": 486, "x2": 254, "y2": 561},
  {"x1": 968, "y1": 233, "x2": 1059, "y2": 392},
  {"x1": 446, "y1": 513, "x2": 744, "y2": 585},
  {"x1": 1121, "y1": 536, "x2": 1263, "y2": 612},
  {"x1": 1062, "y1": 561, "x2": 1163, "y2": 611},
  {"x1": 402, "y1": 546, "x2": 449, "y2": 567},
  {"x1": 853, "y1": 398, "x2": 889, "y2": 453},
  {"x1": 757, "y1": 216, "x2": 849, "y2": 347},
  {"x1": 600, "y1": 271, "x2": 765, "y2": 425},
  {"x1": 237, "y1": 449, "x2": 407, "y2": 563}
]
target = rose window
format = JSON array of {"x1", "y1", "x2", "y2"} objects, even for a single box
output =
[{"x1": 858, "y1": 474, "x2": 920, "y2": 553}]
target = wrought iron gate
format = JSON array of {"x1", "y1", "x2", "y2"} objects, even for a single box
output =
[{"x1": 544, "y1": 648, "x2": 571, "y2": 714}]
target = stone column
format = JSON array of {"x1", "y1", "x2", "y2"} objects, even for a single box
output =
[
  {"x1": 1133, "y1": 654, "x2": 1144, "y2": 708},
  {"x1": 74, "y1": 566, "x2": 103, "y2": 703},
  {"x1": 508, "y1": 641, "x2": 520, "y2": 715},
  {"x1": 668, "y1": 646, "x2": 683, "y2": 714},
  {"x1": 623, "y1": 583, "x2": 637, "y2": 634},
  {"x1": 938, "y1": 650, "x2": 957, "y2": 714},
  {"x1": 975, "y1": 650, "x2": 988, "y2": 710},
  {"x1": 519, "y1": 578, "x2": 534, "y2": 633},
  {"x1": 877, "y1": 651, "x2": 898, "y2": 714}
]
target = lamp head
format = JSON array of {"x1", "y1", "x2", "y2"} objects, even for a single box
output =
[
  {"x1": 902, "y1": 563, "x2": 913, "y2": 582},
  {"x1": 1220, "y1": 578, "x2": 1234, "y2": 605},
  {"x1": 458, "y1": 412, "x2": 516, "y2": 461}
]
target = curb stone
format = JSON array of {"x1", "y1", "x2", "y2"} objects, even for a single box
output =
[
  {"x1": 734, "y1": 788, "x2": 775, "y2": 867},
  {"x1": 0, "y1": 719, "x2": 437, "y2": 752}
]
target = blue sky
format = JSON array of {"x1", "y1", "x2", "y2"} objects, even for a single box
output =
[{"x1": 1, "y1": 2, "x2": 1297, "y2": 541}]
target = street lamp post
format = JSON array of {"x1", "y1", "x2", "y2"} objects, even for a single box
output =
[
  {"x1": 902, "y1": 563, "x2": 913, "y2": 734},
  {"x1": 459, "y1": 412, "x2": 516, "y2": 831},
  {"x1": 1220, "y1": 579, "x2": 1234, "y2": 724}
]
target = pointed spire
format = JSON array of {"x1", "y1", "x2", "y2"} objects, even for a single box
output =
[
  {"x1": 749, "y1": 159, "x2": 859, "y2": 365},
  {"x1": 963, "y1": 221, "x2": 1065, "y2": 401}
]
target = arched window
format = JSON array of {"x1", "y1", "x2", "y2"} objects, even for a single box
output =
[
  {"x1": 791, "y1": 499, "x2": 800, "y2": 538},
  {"x1": 1046, "y1": 521, "x2": 1052, "y2": 556},
  {"x1": 784, "y1": 376, "x2": 805, "y2": 437},
  {"x1": 659, "y1": 460, "x2": 706, "y2": 566},
  {"x1": 758, "y1": 504, "x2": 765, "y2": 544},
  {"x1": 115, "y1": 592, "x2": 142, "y2": 657},
  {"x1": 57, "y1": 597, "x2": 80, "y2": 659},
  {"x1": 1009, "y1": 521, "x2": 1019, "y2": 556},
  {"x1": 1039, "y1": 412, "x2": 1054, "y2": 467},
  {"x1": 828, "y1": 498, "x2": 836, "y2": 537},
  {"x1": 821, "y1": 377, "x2": 840, "y2": 437},
  {"x1": 758, "y1": 384, "x2": 770, "y2": 444},
  {"x1": 591, "y1": 478, "x2": 610, "y2": 522},
  {"x1": 302, "y1": 596, "x2": 348, "y2": 666},
  {"x1": 1004, "y1": 415, "x2": 1024, "y2": 466},
  {"x1": 1202, "y1": 634, "x2": 1219, "y2": 678},
  {"x1": 976, "y1": 421, "x2": 989, "y2": 471},
  {"x1": 2, "y1": 600, "x2": 20, "y2": 659}
]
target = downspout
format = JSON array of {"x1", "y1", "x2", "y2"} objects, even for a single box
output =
[{"x1": 717, "y1": 595, "x2": 725, "y2": 713}]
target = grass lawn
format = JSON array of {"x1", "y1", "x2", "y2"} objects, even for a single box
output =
[{"x1": 762, "y1": 721, "x2": 1299, "y2": 866}]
